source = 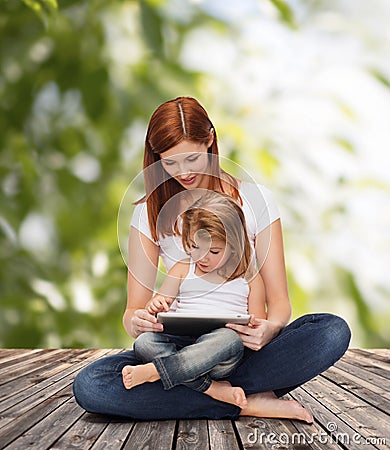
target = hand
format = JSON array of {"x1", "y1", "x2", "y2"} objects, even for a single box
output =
[
  {"x1": 146, "y1": 294, "x2": 172, "y2": 315},
  {"x1": 130, "y1": 309, "x2": 164, "y2": 338},
  {"x1": 226, "y1": 317, "x2": 282, "y2": 351}
]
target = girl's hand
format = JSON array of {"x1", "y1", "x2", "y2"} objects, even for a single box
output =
[
  {"x1": 226, "y1": 318, "x2": 282, "y2": 351},
  {"x1": 130, "y1": 309, "x2": 164, "y2": 338},
  {"x1": 146, "y1": 294, "x2": 172, "y2": 315}
]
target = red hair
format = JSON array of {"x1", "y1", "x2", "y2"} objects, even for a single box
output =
[{"x1": 136, "y1": 97, "x2": 241, "y2": 241}]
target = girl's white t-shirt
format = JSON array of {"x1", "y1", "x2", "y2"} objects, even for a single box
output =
[
  {"x1": 175, "y1": 260, "x2": 249, "y2": 315},
  {"x1": 130, "y1": 181, "x2": 280, "y2": 271}
]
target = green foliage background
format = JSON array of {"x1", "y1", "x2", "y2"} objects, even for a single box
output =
[{"x1": 1, "y1": 0, "x2": 389, "y2": 348}]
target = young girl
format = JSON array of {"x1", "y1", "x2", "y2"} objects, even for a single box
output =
[{"x1": 122, "y1": 191, "x2": 266, "y2": 408}]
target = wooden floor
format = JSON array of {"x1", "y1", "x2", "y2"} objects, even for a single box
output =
[{"x1": 0, "y1": 349, "x2": 388, "y2": 449}]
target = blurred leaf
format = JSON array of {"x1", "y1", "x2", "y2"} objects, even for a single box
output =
[
  {"x1": 268, "y1": 0, "x2": 296, "y2": 28},
  {"x1": 23, "y1": 0, "x2": 58, "y2": 12},
  {"x1": 337, "y1": 268, "x2": 387, "y2": 348},
  {"x1": 369, "y1": 69, "x2": 390, "y2": 89},
  {"x1": 140, "y1": 0, "x2": 164, "y2": 57},
  {"x1": 257, "y1": 148, "x2": 279, "y2": 178},
  {"x1": 23, "y1": 0, "x2": 58, "y2": 27},
  {"x1": 333, "y1": 136, "x2": 355, "y2": 154}
]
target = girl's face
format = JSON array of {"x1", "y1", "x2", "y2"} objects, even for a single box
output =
[
  {"x1": 159, "y1": 139, "x2": 212, "y2": 190},
  {"x1": 188, "y1": 233, "x2": 232, "y2": 274}
]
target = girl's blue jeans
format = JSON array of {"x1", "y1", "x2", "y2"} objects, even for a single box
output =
[
  {"x1": 73, "y1": 313, "x2": 351, "y2": 420},
  {"x1": 134, "y1": 328, "x2": 244, "y2": 392}
]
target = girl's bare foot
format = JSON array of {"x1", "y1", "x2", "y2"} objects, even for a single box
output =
[
  {"x1": 122, "y1": 363, "x2": 160, "y2": 389},
  {"x1": 204, "y1": 381, "x2": 248, "y2": 408},
  {"x1": 240, "y1": 391, "x2": 313, "y2": 423}
]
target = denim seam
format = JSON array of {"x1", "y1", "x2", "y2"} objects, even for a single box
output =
[
  {"x1": 196, "y1": 375, "x2": 212, "y2": 393},
  {"x1": 154, "y1": 358, "x2": 213, "y2": 392},
  {"x1": 153, "y1": 358, "x2": 174, "y2": 390}
]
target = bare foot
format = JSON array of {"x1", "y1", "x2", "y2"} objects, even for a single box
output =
[
  {"x1": 122, "y1": 363, "x2": 160, "y2": 389},
  {"x1": 240, "y1": 391, "x2": 313, "y2": 423},
  {"x1": 204, "y1": 381, "x2": 248, "y2": 408}
]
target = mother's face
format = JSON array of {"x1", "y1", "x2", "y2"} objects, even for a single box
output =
[{"x1": 160, "y1": 140, "x2": 211, "y2": 190}]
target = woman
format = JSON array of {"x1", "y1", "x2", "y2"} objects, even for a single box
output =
[{"x1": 73, "y1": 97, "x2": 350, "y2": 421}]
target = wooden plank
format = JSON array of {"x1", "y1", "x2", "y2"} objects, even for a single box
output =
[
  {"x1": 356, "y1": 349, "x2": 390, "y2": 360},
  {"x1": 0, "y1": 349, "x2": 42, "y2": 366},
  {"x1": 0, "y1": 349, "x2": 60, "y2": 373},
  {"x1": 0, "y1": 350, "x2": 118, "y2": 431},
  {"x1": 208, "y1": 420, "x2": 239, "y2": 450},
  {"x1": 289, "y1": 386, "x2": 375, "y2": 450},
  {"x1": 235, "y1": 417, "x2": 277, "y2": 450},
  {"x1": 321, "y1": 365, "x2": 390, "y2": 414},
  {"x1": 0, "y1": 385, "x2": 74, "y2": 449},
  {"x1": 235, "y1": 414, "x2": 346, "y2": 450},
  {"x1": 0, "y1": 349, "x2": 94, "y2": 404},
  {"x1": 349, "y1": 348, "x2": 390, "y2": 367},
  {"x1": 0, "y1": 350, "x2": 121, "y2": 450},
  {"x1": 235, "y1": 416, "x2": 320, "y2": 449},
  {"x1": 0, "y1": 349, "x2": 57, "y2": 375},
  {"x1": 122, "y1": 420, "x2": 176, "y2": 450},
  {"x1": 314, "y1": 376, "x2": 389, "y2": 435},
  {"x1": 176, "y1": 419, "x2": 209, "y2": 450},
  {"x1": 51, "y1": 413, "x2": 112, "y2": 450},
  {"x1": 90, "y1": 419, "x2": 135, "y2": 450},
  {"x1": 0, "y1": 349, "x2": 20, "y2": 358},
  {"x1": 325, "y1": 359, "x2": 390, "y2": 401},
  {"x1": 299, "y1": 376, "x2": 388, "y2": 445},
  {"x1": 0, "y1": 349, "x2": 77, "y2": 385},
  {"x1": 334, "y1": 359, "x2": 390, "y2": 394},
  {"x1": 343, "y1": 351, "x2": 390, "y2": 380},
  {"x1": 4, "y1": 396, "x2": 83, "y2": 450},
  {"x1": 289, "y1": 416, "x2": 344, "y2": 450}
]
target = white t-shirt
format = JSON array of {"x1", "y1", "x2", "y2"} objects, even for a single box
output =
[
  {"x1": 130, "y1": 181, "x2": 280, "y2": 271},
  {"x1": 175, "y1": 260, "x2": 249, "y2": 315}
]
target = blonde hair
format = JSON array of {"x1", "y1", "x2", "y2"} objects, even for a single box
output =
[{"x1": 181, "y1": 191, "x2": 254, "y2": 281}]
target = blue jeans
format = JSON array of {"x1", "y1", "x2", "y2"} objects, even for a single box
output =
[
  {"x1": 73, "y1": 313, "x2": 351, "y2": 420},
  {"x1": 134, "y1": 328, "x2": 244, "y2": 392}
]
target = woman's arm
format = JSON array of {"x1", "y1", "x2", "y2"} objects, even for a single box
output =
[
  {"x1": 226, "y1": 219, "x2": 291, "y2": 350},
  {"x1": 257, "y1": 219, "x2": 291, "y2": 329},
  {"x1": 123, "y1": 226, "x2": 162, "y2": 339},
  {"x1": 247, "y1": 272, "x2": 267, "y2": 320}
]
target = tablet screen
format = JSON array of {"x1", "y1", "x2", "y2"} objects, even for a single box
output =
[{"x1": 157, "y1": 313, "x2": 250, "y2": 336}]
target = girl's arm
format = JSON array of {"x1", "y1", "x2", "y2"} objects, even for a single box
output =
[
  {"x1": 146, "y1": 260, "x2": 190, "y2": 314},
  {"x1": 247, "y1": 272, "x2": 267, "y2": 320}
]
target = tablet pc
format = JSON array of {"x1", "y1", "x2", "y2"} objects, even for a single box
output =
[{"x1": 157, "y1": 312, "x2": 250, "y2": 336}]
